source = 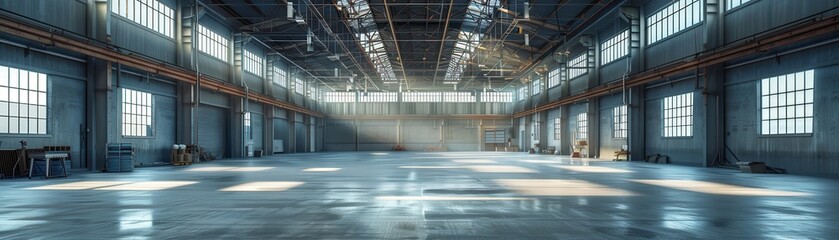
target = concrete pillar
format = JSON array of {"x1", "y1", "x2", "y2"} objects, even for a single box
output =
[
  {"x1": 588, "y1": 99, "x2": 599, "y2": 158},
  {"x1": 558, "y1": 106, "x2": 569, "y2": 155},
  {"x1": 263, "y1": 105, "x2": 274, "y2": 156},
  {"x1": 701, "y1": 0, "x2": 724, "y2": 167},
  {"x1": 86, "y1": 0, "x2": 116, "y2": 171},
  {"x1": 287, "y1": 110, "x2": 296, "y2": 153},
  {"x1": 702, "y1": 66, "x2": 725, "y2": 167},
  {"x1": 628, "y1": 86, "x2": 645, "y2": 161},
  {"x1": 230, "y1": 96, "x2": 244, "y2": 158}
]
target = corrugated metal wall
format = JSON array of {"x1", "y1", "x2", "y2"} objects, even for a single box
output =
[
  {"x1": 0, "y1": 0, "x2": 87, "y2": 35},
  {"x1": 724, "y1": 43, "x2": 839, "y2": 177},
  {"x1": 643, "y1": 78, "x2": 704, "y2": 166},
  {"x1": 196, "y1": 104, "x2": 229, "y2": 159},
  {"x1": 117, "y1": 72, "x2": 177, "y2": 165},
  {"x1": 0, "y1": 40, "x2": 87, "y2": 167},
  {"x1": 598, "y1": 93, "x2": 628, "y2": 160}
]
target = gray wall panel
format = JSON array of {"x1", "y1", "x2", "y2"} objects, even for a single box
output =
[
  {"x1": 198, "y1": 89, "x2": 230, "y2": 108},
  {"x1": 197, "y1": 104, "x2": 229, "y2": 159},
  {"x1": 251, "y1": 112, "x2": 263, "y2": 151},
  {"x1": 273, "y1": 118, "x2": 289, "y2": 153},
  {"x1": 569, "y1": 77, "x2": 587, "y2": 94},
  {"x1": 0, "y1": 0, "x2": 87, "y2": 35},
  {"x1": 0, "y1": 75, "x2": 86, "y2": 168},
  {"x1": 724, "y1": 0, "x2": 837, "y2": 44},
  {"x1": 724, "y1": 43, "x2": 839, "y2": 177},
  {"x1": 118, "y1": 91, "x2": 176, "y2": 166},
  {"x1": 112, "y1": 17, "x2": 177, "y2": 64},
  {"x1": 600, "y1": 58, "x2": 630, "y2": 84},
  {"x1": 645, "y1": 27, "x2": 703, "y2": 69},
  {"x1": 598, "y1": 94, "x2": 628, "y2": 159},
  {"x1": 644, "y1": 79, "x2": 704, "y2": 166},
  {"x1": 0, "y1": 43, "x2": 86, "y2": 79}
]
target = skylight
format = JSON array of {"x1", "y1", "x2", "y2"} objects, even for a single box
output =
[
  {"x1": 442, "y1": 0, "x2": 500, "y2": 84},
  {"x1": 338, "y1": 0, "x2": 398, "y2": 83}
]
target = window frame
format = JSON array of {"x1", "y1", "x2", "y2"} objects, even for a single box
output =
[
  {"x1": 243, "y1": 50, "x2": 264, "y2": 77},
  {"x1": 518, "y1": 86, "x2": 529, "y2": 101},
  {"x1": 547, "y1": 68, "x2": 561, "y2": 88},
  {"x1": 567, "y1": 53, "x2": 587, "y2": 80},
  {"x1": 577, "y1": 113, "x2": 587, "y2": 140},
  {"x1": 121, "y1": 88, "x2": 154, "y2": 137},
  {"x1": 647, "y1": 0, "x2": 705, "y2": 45},
  {"x1": 759, "y1": 69, "x2": 814, "y2": 136},
  {"x1": 196, "y1": 24, "x2": 230, "y2": 62},
  {"x1": 600, "y1": 29, "x2": 630, "y2": 65},
  {"x1": 531, "y1": 79, "x2": 542, "y2": 96},
  {"x1": 272, "y1": 66, "x2": 287, "y2": 87},
  {"x1": 0, "y1": 65, "x2": 49, "y2": 135},
  {"x1": 725, "y1": 0, "x2": 756, "y2": 12},
  {"x1": 479, "y1": 92, "x2": 513, "y2": 103},
  {"x1": 613, "y1": 105, "x2": 628, "y2": 139},
  {"x1": 294, "y1": 78, "x2": 305, "y2": 95},
  {"x1": 323, "y1": 92, "x2": 356, "y2": 103},
  {"x1": 662, "y1": 92, "x2": 694, "y2": 138},
  {"x1": 111, "y1": 0, "x2": 175, "y2": 38}
]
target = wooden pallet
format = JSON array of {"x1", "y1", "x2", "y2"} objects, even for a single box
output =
[{"x1": 172, "y1": 161, "x2": 192, "y2": 166}]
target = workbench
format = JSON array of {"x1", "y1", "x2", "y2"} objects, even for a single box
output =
[{"x1": 28, "y1": 152, "x2": 69, "y2": 179}]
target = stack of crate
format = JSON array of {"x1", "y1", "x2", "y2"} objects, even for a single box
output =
[{"x1": 105, "y1": 143, "x2": 134, "y2": 172}]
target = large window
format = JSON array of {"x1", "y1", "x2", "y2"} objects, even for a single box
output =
[
  {"x1": 443, "y1": 92, "x2": 476, "y2": 102},
  {"x1": 532, "y1": 120, "x2": 540, "y2": 140},
  {"x1": 601, "y1": 30, "x2": 630, "y2": 65},
  {"x1": 480, "y1": 92, "x2": 513, "y2": 103},
  {"x1": 518, "y1": 86, "x2": 528, "y2": 101},
  {"x1": 568, "y1": 53, "x2": 587, "y2": 79},
  {"x1": 647, "y1": 0, "x2": 704, "y2": 44},
  {"x1": 577, "y1": 113, "x2": 587, "y2": 140},
  {"x1": 663, "y1": 92, "x2": 693, "y2": 137},
  {"x1": 403, "y1": 92, "x2": 442, "y2": 102},
  {"x1": 553, "y1": 118, "x2": 561, "y2": 140},
  {"x1": 272, "y1": 66, "x2": 287, "y2": 87},
  {"x1": 726, "y1": 0, "x2": 753, "y2": 11},
  {"x1": 531, "y1": 79, "x2": 542, "y2": 95},
  {"x1": 196, "y1": 25, "x2": 229, "y2": 62},
  {"x1": 547, "y1": 68, "x2": 561, "y2": 88},
  {"x1": 359, "y1": 92, "x2": 398, "y2": 102},
  {"x1": 613, "y1": 105, "x2": 628, "y2": 138},
  {"x1": 760, "y1": 70, "x2": 814, "y2": 135},
  {"x1": 243, "y1": 112, "x2": 252, "y2": 140},
  {"x1": 111, "y1": 0, "x2": 174, "y2": 38},
  {"x1": 323, "y1": 92, "x2": 356, "y2": 103},
  {"x1": 294, "y1": 78, "x2": 305, "y2": 95},
  {"x1": 308, "y1": 85, "x2": 317, "y2": 99},
  {"x1": 121, "y1": 88, "x2": 153, "y2": 137},
  {"x1": 0, "y1": 66, "x2": 47, "y2": 134},
  {"x1": 243, "y1": 50, "x2": 264, "y2": 77}
]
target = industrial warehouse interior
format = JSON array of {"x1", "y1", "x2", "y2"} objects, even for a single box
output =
[{"x1": 1, "y1": 0, "x2": 838, "y2": 238}]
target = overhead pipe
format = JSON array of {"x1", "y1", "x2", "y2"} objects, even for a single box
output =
[
  {"x1": 513, "y1": 11, "x2": 839, "y2": 118},
  {"x1": 0, "y1": 12, "x2": 324, "y2": 117}
]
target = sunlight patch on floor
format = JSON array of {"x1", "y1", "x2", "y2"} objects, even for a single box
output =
[
  {"x1": 494, "y1": 179, "x2": 637, "y2": 196},
  {"x1": 632, "y1": 180, "x2": 809, "y2": 196},
  {"x1": 219, "y1": 181, "x2": 305, "y2": 192}
]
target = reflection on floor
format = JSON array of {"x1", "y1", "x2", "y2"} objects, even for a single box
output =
[{"x1": 1, "y1": 152, "x2": 836, "y2": 239}]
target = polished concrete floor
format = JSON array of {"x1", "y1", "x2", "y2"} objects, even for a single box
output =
[{"x1": 1, "y1": 152, "x2": 838, "y2": 239}]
